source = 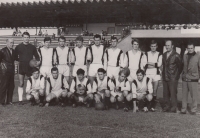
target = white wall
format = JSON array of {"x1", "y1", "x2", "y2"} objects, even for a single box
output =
[
  {"x1": 40, "y1": 28, "x2": 58, "y2": 36},
  {"x1": 83, "y1": 23, "x2": 115, "y2": 34},
  {"x1": 0, "y1": 28, "x2": 15, "y2": 35}
]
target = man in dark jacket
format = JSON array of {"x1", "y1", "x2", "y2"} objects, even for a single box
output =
[
  {"x1": 181, "y1": 43, "x2": 200, "y2": 115},
  {"x1": 0, "y1": 38, "x2": 15, "y2": 105},
  {"x1": 162, "y1": 40, "x2": 182, "y2": 113}
]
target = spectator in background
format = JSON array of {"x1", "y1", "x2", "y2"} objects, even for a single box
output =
[
  {"x1": 45, "y1": 30, "x2": 48, "y2": 36},
  {"x1": 34, "y1": 37, "x2": 38, "y2": 47}
]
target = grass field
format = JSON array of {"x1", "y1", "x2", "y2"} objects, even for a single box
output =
[{"x1": 1, "y1": 79, "x2": 200, "y2": 138}]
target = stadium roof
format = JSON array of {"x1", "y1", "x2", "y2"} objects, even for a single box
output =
[{"x1": 0, "y1": 0, "x2": 200, "y2": 27}]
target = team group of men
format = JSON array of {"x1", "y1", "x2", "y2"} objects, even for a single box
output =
[{"x1": 0, "y1": 32, "x2": 200, "y2": 115}]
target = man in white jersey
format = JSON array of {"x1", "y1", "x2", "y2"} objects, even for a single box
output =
[
  {"x1": 70, "y1": 69, "x2": 94, "y2": 108},
  {"x1": 144, "y1": 40, "x2": 162, "y2": 111},
  {"x1": 88, "y1": 34, "x2": 106, "y2": 84},
  {"x1": 26, "y1": 68, "x2": 45, "y2": 106},
  {"x1": 93, "y1": 68, "x2": 112, "y2": 110},
  {"x1": 54, "y1": 36, "x2": 70, "y2": 83},
  {"x1": 45, "y1": 67, "x2": 69, "y2": 107},
  {"x1": 104, "y1": 37, "x2": 127, "y2": 80},
  {"x1": 125, "y1": 39, "x2": 147, "y2": 82},
  {"x1": 110, "y1": 69, "x2": 131, "y2": 110},
  {"x1": 73, "y1": 36, "x2": 90, "y2": 77},
  {"x1": 126, "y1": 69, "x2": 153, "y2": 113},
  {"x1": 38, "y1": 37, "x2": 55, "y2": 78}
]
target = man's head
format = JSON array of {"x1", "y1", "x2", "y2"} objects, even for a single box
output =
[
  {"x1": 51, "y1": 67, "x2": 59, "y2": 79},
  {"x1": 44, "y1": 37, "x2": 51, "y2": 48},
  {"x1": 118, "y1": 68, "x2": 130, "y2": 82},
  {"x1": 111, "y1": 37, "x2": 118, "y2": 48},
  {"x1": 22, "y1": 32, "x2": 30, "y2": 45},
  {"x1": 150, "y1": 40, "x2": 158, "y2": 52},
  {"x1": 77, "y1": 68, "x2": 85, "y2": 81},
  {"x1": 187, "y1": 42, "x2": 195, "y2": 54},
  {"x1": 58, "y1": 36, "x2": 66, "y2": 47},
  {"x1": 32, "y1": 67, "x2": 40, "y2": 80},
  {"x1": 94, "y1": 34, "x2": 101, "y2": 46},
  {"x1": 131, "y1": 38, "x2": 139, "y2": 50},
  {"x1": 136, "y1": 69, "x2": 145, "y2": 81},
  {"x1": 6, "y1": 38, "x2": 14, "y2": 49},
  {"x1": 97, "y1": 68, "x2": 106, "y2": 81},
  {"x1": 165, "y1": 40, "x2": 174, "y2": 52},
  {"x1": 75, "y1": 36, "x2": 83, "y2": 48}
]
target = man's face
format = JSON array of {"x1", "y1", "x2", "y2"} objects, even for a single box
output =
[
  {"x1": 7, "y1": 39, "x2": 14, "y2": 49},
  {"x1": 111, "y1": 39, "x2": 117, "y2": 48},
  {"x1": 119, "y1": 73, "x2": 126, "y2": 82},
  {"x1": 77, "y1": 74, "x2": 84, "y2": 81},
  {"x1": 165, "y1": 41, "x2": 173, "y2": 52},
  {"x1": 23, "y1": 34, "x2": 30, "y2": 44},
  {"x1": 94, "y1": 37, "x2": 100, "y2": 46},
  {"x1": 32, "y1": 71, "x2": 40, "y2": 79},
  {"x1": 98, "y1": 72, "x2": 105, "y2": 81},
  {"x1": 137, "y1": 73, "x2": 144, "y2": 81},
  {"x1": 187, "y1": 44, "x2": 195, "y2": 53},
  {"x1": 44, "y1": 40, "x2": 51, "y2": 48},
  {"x1": 59, "y1": 39, "x2": 65, "y2": 47},
  {"x1": 76, "y1": 40, "x2": 83, "y2": 48},
  {"x1": 150, "y1": 43, "x2": 157, "y2": 52},
  {"x1": 52, "y1": 70, "x2": 59, "y2": 79},
  {"x1": 132, "y1": 41, "x2": 139, "y2": 50}
]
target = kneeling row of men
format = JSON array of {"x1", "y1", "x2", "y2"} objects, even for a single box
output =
[{"x1": 26, "y1": 67, "x2": 153, "y2": 112}]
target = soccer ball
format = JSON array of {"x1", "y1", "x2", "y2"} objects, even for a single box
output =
[
  {"x1": 95, "y1": 102, "x2": 105, "y2": 110},
  {"x1": 29, "y1": 59, "x2": 40, "y2": 68}
]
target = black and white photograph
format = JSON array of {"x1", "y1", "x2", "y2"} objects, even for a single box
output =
[{"x1": 0, "y1": 0, "x2": 200, "y2": 137}]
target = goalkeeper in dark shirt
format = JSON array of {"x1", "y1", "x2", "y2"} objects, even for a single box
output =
[{"x1": 15, "y1": 32, "x2": 40, "y2": 105}]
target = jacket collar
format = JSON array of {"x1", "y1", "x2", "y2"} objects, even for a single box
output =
[{"x1": 187, "y1": 51, "x2": 196, "y2": 56}]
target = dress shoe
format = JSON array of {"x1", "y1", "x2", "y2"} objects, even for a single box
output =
[
  {"x1": 180, "y1": 111, "x2": 186, "y2": 114},
  {"x1": 123, "y1": 107, "x2": 129, "y2": 112}
]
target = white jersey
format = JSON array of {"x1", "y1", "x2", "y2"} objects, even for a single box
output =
[
  {"x1": 55, "y1": 46, "x2": 70, "y2": 65},
  {"x1": 46, "y1": 74, "x2": 69, "y2": 94},
  {"x1": 38, "y1": 47, "x2": 54, "y2": 66},
  {"x1": 104, "y1": 48, "x2": 127, "y2": 69},
  {"x1": 74, "y1": 46, "x2": 89, "y2": 66},
  {"x1": 145, "y1": 51, "x2": 162, "y2": 75},
  {"x1": 89, "y1": 45, "x2": 105, "y2": 65},
  {"x1": 125, "y1": 50, "x2": 147, "y2": 70},
  {"x1": 94, "y1": 76, "x2": 113, "y2": 92},
  {"x1": 26, "y1": 75, "x2": 45, "y2": 93},
  {"x1": 70, "y1": 77, "x2": 93, "y2": 94},
  {"x1": 132, "y1": 76, "x2": 153, "y2": 98}
]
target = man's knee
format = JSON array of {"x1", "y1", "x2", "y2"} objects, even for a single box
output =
[
  {"x1": 146, "y1": 94, "x2": 153, "y2": 101},
  {"x1": 123, "y1": 91, "x2": 129, "y2": 97},
  {"x1": 118, "y1": 95, "x2": 124, "y2": 102},
  {"x1": 110, "y1": 96, "x2": 116, "y2": 103},
  {"x1": 26, "y1": 94, "x2": 33, "y2": 100},
  {"x1": 126, "y1": 93, "x2": 133, "y2": 101},
  {"x1": 61, "y1": 90, "x2": 68, "y2": 98},
  {"x1": 105, "y1": 90, "x2": 110, "y2": 97},
  {"x1": 88, "y1": 93, "x2": 93, "y2": 99},
  {"x1": 39, "y1": 90, "x2": 45, "y2": 96}
]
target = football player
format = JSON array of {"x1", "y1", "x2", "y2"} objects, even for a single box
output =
[
  {"x1": 93, "y1": 68, "x2": 113, "y2": 110},
  {"x1": 104, "y1": 36, "x2": 127, "y2": 80},
  {"x1": 110, "y1": 68, "x2": 131, "y2": 110},
  {"x1": 144, "y1": 40, "x2": 162, "y2": 111},
  {"x1": 45, "y1": 67, "x2": 69, "y2": 107},
  {"x1": 69, "y1": 68, "x2": 94, "y2": 108},
  {"x1": 126, "y1": 69, "x2": 153, "y2": 113},
  {"x1": 26, "y1": 68, "x2": 45, "y2": 106}
]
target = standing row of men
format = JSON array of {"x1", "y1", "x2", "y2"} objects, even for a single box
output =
[{"x1": 0, "y1": 32, "x2": 199, "y2": 115}]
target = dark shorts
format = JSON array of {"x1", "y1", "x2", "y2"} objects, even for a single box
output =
[{"x1": 18, "y1": 62, "x2": 32, "y2": 77}]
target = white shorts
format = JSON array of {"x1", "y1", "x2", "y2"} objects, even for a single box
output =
[
  {"x1": 146, "y1": 74, "x2": 160, "y2": 82},
  {"x1": 57, "y1": 65, "x2": 69, "y2": 77},
  {"x1": 40, "y1": 65, "x2": 52, "y2": 77},
  {"x1": 31, "y1": 91, "x2": 39, "y2": 101},
  {"x1": 73, "y1": 65, "x2": 87, "y2": 76},
  {"x1": 127, "y1": 69, "x2": 137, "y2": 82},
  {"x1": 89, "y1": 64, "x2": 103, "y2": 77},
  {"x1": 107, "y1": 66, "x2": 120, "y2": 79},
  {"x1": 51, "y1": 89, "x2": 63, "y2": 98}
]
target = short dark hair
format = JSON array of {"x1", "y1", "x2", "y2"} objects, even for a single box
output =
[
  {"x1": 111, "y1": 36, "x2": 118, "y2": 42},
  {"x1": 32, "y1": 67, "x2": 39, "y2": 74},
  {"x1": 165, "y1": 39, "x2": 174, "y2": 45},
  {"x1": 187, "y1": 42, "x2": 195, "y2": 47},
  {"x1": 22, "y1": 32, "x2": 30, "y2": 38},
  {"x1": 119, "y1": 68, "x2": 130, "y2": 77},
  {"x1": 77, "y1": 68, "x2": 85, "y2": 75},
  {"x1": 75, "y1": 36, "x2": 84, "y2": 42},
  {"x1": 44, "y1": 37, "x2": 51, "y2": 43},
  {"x1": 136, "y1": 69, "x2": 145, "y2": 76},
  {"x1": 150, "y1": 40, "x2": 157, "y2": 45},
  {"x1": 58, "y1": 36, "x2": 66, "y2": 42},
  {"x1": 131, "y1": 38, "x2": 139, "y2": 45},
  {"x1": 51, "y1": 67, "x2": 58, "y2": 73},
  {"x1": 94, "y1": 34, "x2": 101, "y2": 40},
  {"x1": 97, "y1": 68, "x2": 106, "y2": 74}
]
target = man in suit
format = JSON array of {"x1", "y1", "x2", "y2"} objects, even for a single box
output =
[
  {"x1": 162, "y1": 40, "x2": 182, "y2": 113},
  {"x1": 0, "y1": 38, "x2": 15, "y2": 105}
]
